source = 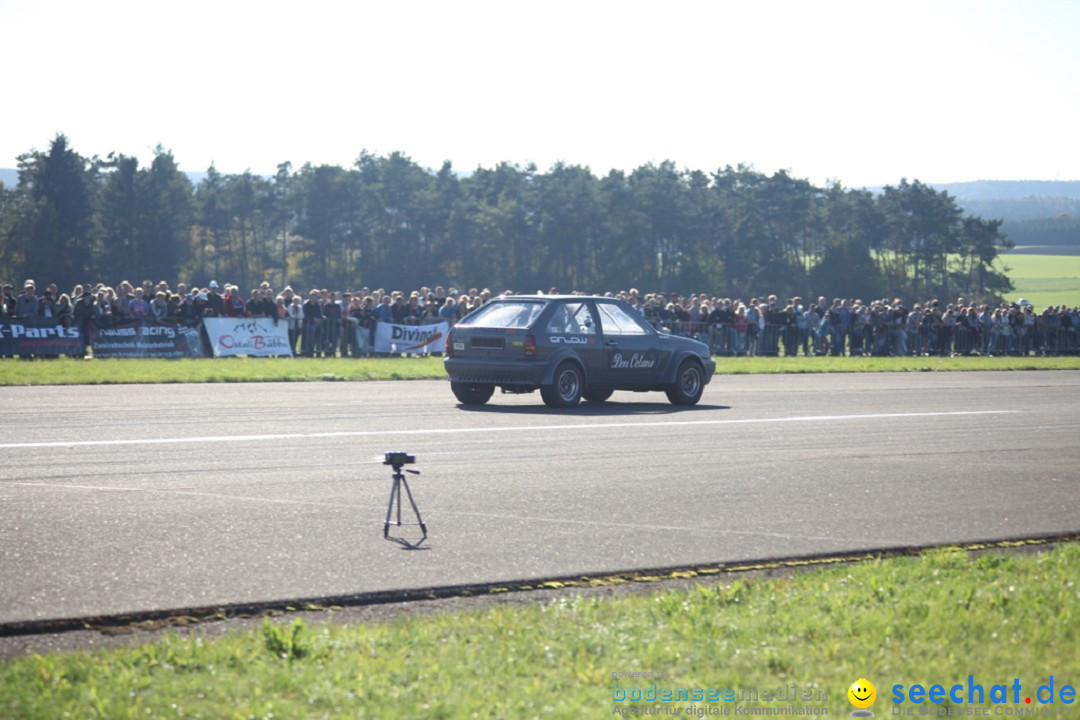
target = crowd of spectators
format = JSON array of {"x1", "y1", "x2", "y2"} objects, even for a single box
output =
[
  {"x1": 640, "y1": 292, "x2": 1080, "y2": 358},
  {"x1": 3, "y1": 278, "x2": 1079, "y2": 358},
  {"x1": 0, "y1": 278, "x2": 491, "y2": 358}
]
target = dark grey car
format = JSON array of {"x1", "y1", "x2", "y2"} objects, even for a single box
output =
[{"x1": 443, "y1": 295, "x2": 716, "y2": 407}]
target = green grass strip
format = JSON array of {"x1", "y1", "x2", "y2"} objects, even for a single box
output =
[
  {"x1": 717, "y1": 355, "x2": 1080, "y2": 373},
  {"x1": 0, "y1": 356, "x2": 444, "y2": 386},
  {"x1": 1, "y1": 355, "x2": 1079, "y2": 386},
  {"x1": 2, "y1": 545, "x2": 1077, "y2": 718}
]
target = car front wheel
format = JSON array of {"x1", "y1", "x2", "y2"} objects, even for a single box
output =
[
  {"x1": 666, "y1": 359, "x2": 704, "y2": 405},
  {"x1": 541, "y1": 362, "x2": 583, "y2": 408},
  {"x1": 451, "y1": 382, "x2": 495, "y2": 405}
]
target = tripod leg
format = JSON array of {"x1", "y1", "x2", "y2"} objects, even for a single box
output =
[
  {"x1": 399, "y1": 478, "x2": 428, "y2": 542},
  {"x1": 383, "y1": 476, "x2": 399, "y2": 538},
  {"x1": 395, "y1": 479, "x2": 403, "y2": 527}
]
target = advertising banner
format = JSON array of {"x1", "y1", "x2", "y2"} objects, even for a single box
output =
[
  {"x1": 91, "y1": 320, "x2": 207, "y2": 359},
  {"x1": 374, "y1": 321, "x2": 449, "y2": 355},
  {"x1": 203, "y1": 317, "x2": 293, "y2": 357},
  {"x1": 0, "y1": 318, "x2": 84, "y2": 356}
]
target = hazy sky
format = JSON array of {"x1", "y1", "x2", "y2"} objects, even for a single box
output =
[{"x1": 2, "y1": 0, "x2": 1077, "y2": 187}]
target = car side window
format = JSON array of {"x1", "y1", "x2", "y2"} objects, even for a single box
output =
[
  {"x1": 597, "y1": 302, "x2": 649, "y2": 336},
  {"x1": 559, "y1": 302, "x2": 596, "y2": 335},
  {"x1": 463, "y1": 301, "x2": 544, "y2": 328},
  {"x1": 548, "y1": 305, "x2": 575, "y2": 334}
]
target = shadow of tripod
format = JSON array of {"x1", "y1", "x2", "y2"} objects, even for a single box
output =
[{"x1": 383, "y1": 453, "x2": 428, "y2": 549}]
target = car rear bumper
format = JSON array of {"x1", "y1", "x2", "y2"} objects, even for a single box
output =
[{"x1": 444, "y1": 357, "x2": 546, "y2": 388}]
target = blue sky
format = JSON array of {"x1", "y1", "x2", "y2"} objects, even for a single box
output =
[{"x1": 2, "y1": 0, "x2": 1077, "y2": 187}]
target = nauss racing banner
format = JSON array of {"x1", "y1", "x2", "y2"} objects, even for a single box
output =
[
  {"x1": 0, "y1": 318, "x2": 84, "y2": 356},
  {"x1": 91, "y1": 320, "x2": 207, "y2": 358},
  {"x1": 374, "y1": 321, "x2": 448, "y2": 355},
  {"x1": 203, "y1": 317, "x2": 293, "y2": 357}
]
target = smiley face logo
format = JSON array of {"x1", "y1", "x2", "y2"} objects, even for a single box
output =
[{"x1": 848, "y1": 678, "x2": 877, "y2": 712}]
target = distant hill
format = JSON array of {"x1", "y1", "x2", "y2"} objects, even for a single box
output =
[
  {"x1": 929, "y1": 180, "x2": 1080, "y2": 202},
  {"x1": 865, "y1": 180, "x2": 1080, "y2": 222},
  {"x1": 959, "y1": 196, "x2": 1080, "y2": 223},
  {"x1": 921, "y1": 181, "x2": 1080, "y2": 248},
  {"x1": 926, "y1": 181, "x2": 1080, "y2": 224}
]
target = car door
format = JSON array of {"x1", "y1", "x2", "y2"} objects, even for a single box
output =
[
  {"x1": 594, "y1": 300, "x2": 666, "y2": 389},
  {"x1": 543, "y1": 300, "x2": 606, "y2": 379}
]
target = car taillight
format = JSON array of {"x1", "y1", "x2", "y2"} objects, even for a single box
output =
[
  {"x1": 524, "y1": 334, "x2": 537, "y2": 357},
  {"x1": 445, "y1": 331, "x2": 453, "y2": 356}
]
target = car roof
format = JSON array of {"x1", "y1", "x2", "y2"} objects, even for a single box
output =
[{"x1": 494, "y1": 295, "x2": 619, "y2": 302}]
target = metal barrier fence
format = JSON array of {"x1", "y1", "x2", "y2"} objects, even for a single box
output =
[{"x1": 653, "y1": 321, "x2": 1080, "y2": 357}]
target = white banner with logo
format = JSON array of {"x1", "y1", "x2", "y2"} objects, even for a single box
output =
[
  {"x1": 374, "y1": 321, "x2": 448, "y2": 355},
  {"x1": 203, "y1": 317, "x2": 294, "y2": 357}
]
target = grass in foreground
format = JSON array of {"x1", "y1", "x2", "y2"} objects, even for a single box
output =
[
  {"x1": 1, "y1": 354, "x2": 1079, "y2": 386},
  {"x1": 2, "y1": 545, "x2": 1077, "y2": 719}
]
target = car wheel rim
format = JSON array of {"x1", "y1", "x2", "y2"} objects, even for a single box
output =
[
  {"x1": 681, "y1": 367, "x2": 701, "y2": 397},
  {"x1": 559, "y1": 370, "x2": 579, "y2": 401}
]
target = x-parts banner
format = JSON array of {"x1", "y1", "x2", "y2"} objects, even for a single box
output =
[{"x1": 0, "y1": 318, "x2": 84, "y2": 356}]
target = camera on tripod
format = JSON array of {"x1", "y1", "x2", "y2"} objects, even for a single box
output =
[
  {"x1": 384, "y1": 451, "x2": 416, "y2": 468},
  {"x1": 382, "y1": 451, "x2": 426, "y2": 547}
]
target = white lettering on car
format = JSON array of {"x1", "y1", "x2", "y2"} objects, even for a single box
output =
[{"x1": 610, "y1": 352, "x2": 657, "y2": 369}]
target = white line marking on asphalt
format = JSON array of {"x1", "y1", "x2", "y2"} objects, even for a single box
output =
[
  {"x1": 0, "y1": 410, "x2": 1020, "y2": 450},
  {"x1": 4, "y1": 481, "x2": 367, "y2": 508}
]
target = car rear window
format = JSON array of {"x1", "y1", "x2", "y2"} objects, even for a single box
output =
[{"x1": 460, "y1": 301, "x2": 545, "y2": 329}]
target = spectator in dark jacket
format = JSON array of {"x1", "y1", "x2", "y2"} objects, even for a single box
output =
[
  {"x1": 245, "y1": 288, "x2": 275, "y2": 318},
  {"x1": 301, "y1": 290, "x2": 323, "y2": 357},
  {"x1": 321, "y1": 293, "x2": 342, "y2": 357},
  {"x1": 390, "y1": 294, "x2": 410, "y2": 325},
  {"x1": 73, "y1": 291, "x2": 97, "y2": 346},
  {"x1": 1, "y1": 284, "x2": 16, "y2": 316},
  {"x1": 15, "y1": 283, "x2": 38, "y2": 318},
  {"x1": 205, "y1": 282, "x2": 225, "y2": 317},
  {"x1": 187, "y1": 291, "x2": 207, "y2": 319},
  {"x1": 55, "y1": 294, "x2": 73, "y2": 328},
  {"x1": 166, "y1": 294, "x2": 182, "y2": 321},
  {"x1": 37, "y1": 291, "x2": 57, "y2": 319}
]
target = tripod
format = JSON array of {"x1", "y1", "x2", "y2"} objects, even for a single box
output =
[{"x1": 383, "y1": 461, "x2": 427, "y2": 547}]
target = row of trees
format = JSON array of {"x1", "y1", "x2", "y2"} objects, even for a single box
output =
[
  {"x1": 0, "y1": 135, "x2": 1014, "y2": 303},
  {"x1": 1001, "y1": 215, "x2": 1080, "y2": 247}
]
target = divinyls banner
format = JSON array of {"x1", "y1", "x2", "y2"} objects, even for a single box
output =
[{"x1": 374, "y1": 321, "x2": 448, "y2": 355}]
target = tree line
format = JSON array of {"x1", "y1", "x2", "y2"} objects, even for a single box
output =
[
  {"x1": 0, "y1": 134, "x2": 1015, "y2": 303},
  {"x1": 1001, "y1": 215, "x2": 1080, "y2": 247}
]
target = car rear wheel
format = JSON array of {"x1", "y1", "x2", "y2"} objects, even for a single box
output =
[
  {"x1": 451, "y1": 382, "x2": 495, "y2": 405},
  {"x1": 582, "y1": 389, "x2": 613, "y2": 403},
  {"x1": 666, "y1": 359, "x2": 704, "y2": 405},
  {"x1": 541, "y1": 362, "x2": 583, "y2": 408}
]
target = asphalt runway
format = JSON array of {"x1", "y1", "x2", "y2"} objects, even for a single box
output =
[{"x1": 1, "y1": 371, "x2": 1078, "y2": 626}]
